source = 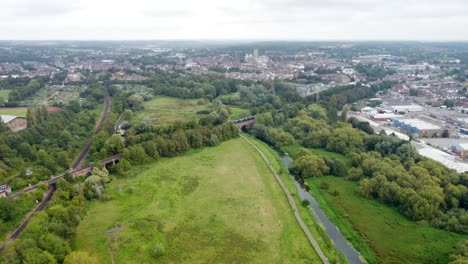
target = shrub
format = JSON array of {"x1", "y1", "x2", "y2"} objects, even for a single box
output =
[
  {"x1": 319, "y1": 181, "x2": 330, "y2": 190},
  {"x1": 150, "y1": 243, "x2": 165, "y2": 258}
]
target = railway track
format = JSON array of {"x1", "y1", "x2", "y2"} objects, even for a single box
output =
[{"x1": 0, "y1": 89, "x2": 111, "y2": 250}]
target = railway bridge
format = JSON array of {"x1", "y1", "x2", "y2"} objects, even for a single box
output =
[
  {"x1": 232, "y1": 116, "x2": 255, "y2": 130},
  {"x1": 231, "y1": 108, "x2": 285, "y2": 130}
]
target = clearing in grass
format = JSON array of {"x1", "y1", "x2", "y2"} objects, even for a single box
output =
[
  {"x1": 137, "y1": 96, "x2": 212, "y2": 125},
  {"x1": 75, "y1": 139, "x2": 321, "y2": 263},
  {"x1": 308, "y1": 176, "x2": 468, "y2": 264}
]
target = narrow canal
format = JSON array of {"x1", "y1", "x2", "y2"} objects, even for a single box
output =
[{"x1": 280, "y1": 155, "x2": 366, "y2": 264}]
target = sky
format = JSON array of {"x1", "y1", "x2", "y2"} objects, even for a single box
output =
[{"x1": 0, "y1": 0, "x2": 467, "y2": 41}]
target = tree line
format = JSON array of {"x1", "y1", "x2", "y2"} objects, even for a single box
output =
[{"x1": 247, "y1": 103, "x2": 468, "y2": 234}]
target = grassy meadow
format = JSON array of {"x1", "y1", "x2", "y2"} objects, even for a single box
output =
[
  {"x1": 228, "y1": 106, "x2": 251, "y2": 120},
  {"x1": 0, "y1": 107, "x2": 27, "y2": 117},
  {"x1": 244, "y1": 135, "x2": 347, "y2": 263},
  {"x1": 308, "y1": 176, "x2": 467, "y2": 264},
  {"x1": 75, "y1": 139, "x2": 322, "y2": 263},
  {"x1": 0, "y1": 89, "x2": 11, "y2": 99},
  {"x1": 137, "y1": 96, "x2": 212, "y2": 125}
]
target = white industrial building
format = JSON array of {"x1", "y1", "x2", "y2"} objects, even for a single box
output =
[
  {"x1": 419, "y1": 147, "x2": 468, "y2": 173},
  {"x1": 393, "y1": 118, "x2": 442, "y2": 137},
  {"x1": 390, "y1": 105, "x2": 424, "y2": 113}
]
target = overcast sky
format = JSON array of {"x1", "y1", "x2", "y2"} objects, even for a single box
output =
[{"x1": 1, "y1": 0, "x2": 467, "y2": 40}]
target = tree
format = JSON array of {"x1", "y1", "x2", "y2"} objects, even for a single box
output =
[
  {"x1": 341, "y1": 106, "x2": 349, "y2": 122},
  {"x1": 442, "y1": 129, "x2": 450, "y2": 138},
  {"x1": 290, "y1": 154, "x2": 330, "y2": 178},
  {"x1": 38, "y1": 233, "x2": 71, "y2": 262},
  {"x1": 326, "y1": 126, "x2": 365, "y2": 154},
  {"x1": 444, "y1": 99, "x2": 456, "y2": 108},
  {"x1": 104, "y1": 135, "x2": 124, "y2": 155},
  {"x1": 409, "y1": 88, "x2": 419, "y2": 96},
  {"x1": 127, "y1": 95, "x2": 145, "y2": 111},
  {"x1": 308, "y1": 104, "x2": 328, "y2": 120}
]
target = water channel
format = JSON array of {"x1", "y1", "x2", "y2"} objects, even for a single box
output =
[{"x1": 280, "y1": 155, "x2": 366, "y2": 264}]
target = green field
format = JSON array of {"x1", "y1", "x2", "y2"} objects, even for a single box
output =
[
  {"x1": 244, "y1": 135, "x2": 346, "y2": 263},
  {"x1": 0, "y1": 89, "x2": 11, "y2": 99},
  {"x1": 307, "y1": 176, "x2": 467, "y2": 264},
  {"x1": 228, "y1": 106, "x2": 251, "y2": 120},
  {"x1": 137, "y1": 96, "x2": 212, "y2": 125},
  {"x1": 0, "y1": 107, "x2": 27, "y2": 117},
  {"x1": 75, "y1": 139, "x2": 322, "y2": 263}
]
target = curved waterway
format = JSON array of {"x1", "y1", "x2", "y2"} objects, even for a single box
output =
[{"x1": 280, "y1": 156, "x2": 366, "y2": 264}]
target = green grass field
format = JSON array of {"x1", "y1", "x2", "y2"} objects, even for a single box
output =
[
  {"x1": 228, "y1": 106, "x2": 251, "y2": 120},
  {"x1": 307, "y1": 176, "x2": 467, "y2": 264},
  {"x1": 0, "y1": 107, "x2": 27, "y2": 117},
  {"x1": 0, "y1": 89, "x2": 11, "y2": 99},
  {"x1": 137, "y1": 96, "x2": 212, "y2": 125},
  {"x1": 244, "y1": 135, "x2": 347, "y2": 263},
  {"x1": 75, "y1": 139, "x2": 322, "y2": 263}
]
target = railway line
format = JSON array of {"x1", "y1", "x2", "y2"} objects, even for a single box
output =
[{"x1": 0, "y1": 89, "x2": 112, "y2": 250}]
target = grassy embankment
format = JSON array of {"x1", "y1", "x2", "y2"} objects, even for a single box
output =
[
  {"x1": 137, "y1": 96, "x2": 212, "y2": 125},
  {"x1": 75, "y1": 139, "x2": 325, "y2": 263},
  {"x1": 244, "y1": 135, "x2": 347, "y2": 263},
  {"x1": 283, "y1": 144, "x2": 467, "y2": 264}
]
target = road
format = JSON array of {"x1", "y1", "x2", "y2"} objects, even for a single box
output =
[{"x1": 240, "y1": 134, "x2": 329, "y2": 264}]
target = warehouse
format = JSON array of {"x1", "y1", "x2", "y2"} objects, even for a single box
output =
[
  {"x1": 389, "y1": 104, "x2": 424, "y2": 113},
  {"x1": 392, "y1": 118, "x2": 442, "y2": 137}
]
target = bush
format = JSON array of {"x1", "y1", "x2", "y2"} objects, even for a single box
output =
[
  {"x1": 150, "y1": 243, "x2": 165, "y2": 258},
  {"x1": 319, "y1": 181, "x2": 330, "y2": 190},
  {"x1": 302, "y1": 199, "x2": 311, "y2": 207}
]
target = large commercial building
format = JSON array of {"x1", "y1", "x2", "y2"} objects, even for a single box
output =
[
  {"x1": 390, "y1": 105, "x2": 424, "y2": 113},
  {"x1": 392, "y1": 118, "x2": 442, "y2": 137}
]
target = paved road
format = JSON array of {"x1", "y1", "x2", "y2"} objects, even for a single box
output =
[
  {"x1": 281, "y1": 156, "x2": 366, "y2": 264},
  {"x1": 240, "y1": 134, "x2": 329, "y2": 264}
]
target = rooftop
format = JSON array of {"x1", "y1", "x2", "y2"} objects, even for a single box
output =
[
  {"x1": 395, "y1": 118, "x2": 441, "y2": 130},
  {"x1": 419, "y1": 147, "x2": 468, "y2": 173},
  {"x1": 0, "y1": 115, "x2": 18, "y2": 123}
]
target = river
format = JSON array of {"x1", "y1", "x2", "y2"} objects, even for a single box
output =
[{"x1": 280, "y1": 155, "x2": 366, "y2": 264}]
